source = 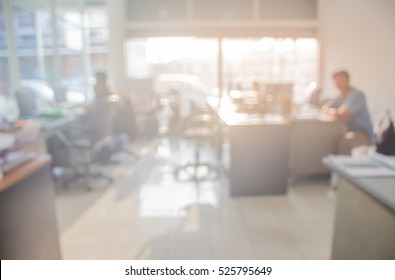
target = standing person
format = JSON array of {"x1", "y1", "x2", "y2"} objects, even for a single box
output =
[{"x1": 321, "y1": 70, "x2": 375, "y2": 154}]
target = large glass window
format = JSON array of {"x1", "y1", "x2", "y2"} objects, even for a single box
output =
[
  {"x1": 222, "y1": 37, "x2": 318, "y2": 104},
  {"x1": 0, "y1": 0, "x2": 109, "y2": 105},
  {"x1": 0, "y1": 1, "x2": 9, "y2": 117},
  {"x1": 87, "y1": 8, "x2": 109, "y2": 71},
  {"x1": 126, "y1": 37, "x2": 218, "y2": 96},
  {"x1": 126, "y1": 36, "x2": 319, "y2": 104},
  {"x1": 12, "y1": 6, "x2": 47, "y2": 81},
  {"x1": 0, "y1": 1, "x2": 8, "y2": 97},
  {"x1": 56, "y1": 5, "x2": 109, "y2": 103}
]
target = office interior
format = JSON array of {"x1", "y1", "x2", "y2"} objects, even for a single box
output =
[{"x1": 0, "y1": 0, "x2": 394, "y2": 260}]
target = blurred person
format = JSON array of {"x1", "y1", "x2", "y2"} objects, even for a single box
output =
[
  {"x1": 321, "y1": 70, "x2": 375, "y2": 154},
  {"x1": 91, "y1": 71, "x2": 138, "y2": 161},
  {"x1": 167, "y1": 88, "x2": 181, "y2": 136},
  {"x1": 93, "y1": 71, "x2": 118, "y2": 101},
  {"x1": 83, "y1": 71, "x2": 118, "y2": 112}
]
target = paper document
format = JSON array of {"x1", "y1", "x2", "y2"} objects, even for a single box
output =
[
  {"x1": 344, "y1": 167, "x2": 395, "y2": 177},
  {"x1": 371, "y1": 153, "x2": 395, "y2": 170},
  {"x1": 325, "y1": 154, "x2": 395, "y2": 177}
]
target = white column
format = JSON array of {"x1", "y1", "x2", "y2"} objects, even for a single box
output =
[
  {"x1": 187, "y1": 0, "x2": 193, "y2": 21},
  {"x1": 253, "y1": 0, "x2": 260, "y2": 21},
  {"x1": 34, "y1": 11, "x2": 45, "y2": 80},
  {"x1": 3, "y1": 0, "x2": 20, "y2": 97},
  {"x1": 217, "y1": 37, "x2": 223, "y2": 109},
  {"x1": 107, "y1": 0, "x2": 125, "y2": 93},
  {"x1": 50, "y1": 0, "x2": 61, "y2": 93},
  {"x1": 80, "y1": 0, "x2": 92, "y2": 100}
]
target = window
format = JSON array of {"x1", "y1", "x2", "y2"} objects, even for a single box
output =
[
  {"x1": 126, "y1": 36, "x2": 319, "y2": 104},
  {"x1": 126, "y1": 37, "x2": 218, "y2": 95},
  {"x1": 222, "y1": 37, "x2": 319, "y2": 103}
]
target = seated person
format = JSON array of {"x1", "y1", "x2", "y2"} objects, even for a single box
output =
[
  {"x1": 321, "y1": 70, "x2": 375, "y2": 154},
  {"x1": 94, "y1": 71, "x2": 117, "y2": 102},
  {"x1": 83, "y1": 71, "x2": 118, "y2": 114},
  {"x1": 93, "y1": 71, "x2": 138, "y2": 157},
  {"x1": 78, "y1": 71, "x2": 119, "y2": 163}
]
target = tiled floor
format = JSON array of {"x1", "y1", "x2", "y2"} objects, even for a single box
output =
[{"x1": 54, "y1": 138, "x2": 337, "y2": 259}]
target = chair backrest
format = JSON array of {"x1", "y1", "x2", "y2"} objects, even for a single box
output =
[
  {"x1": 88, "y1": 99, "x2": 117, "y2": 145},
  {"x1": 190, "y1": 114, "x2": 214, "y2": 129},
  {"x1": 113, "y1": 96, "x2": 138, "y2": 141},
  {"x1": 376, "y1": 109, "x2": 395, "y2": 155}
]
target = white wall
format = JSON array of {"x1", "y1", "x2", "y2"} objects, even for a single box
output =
[{"x1": 318, "y1": 0, "x2": 395, "y2": 118}]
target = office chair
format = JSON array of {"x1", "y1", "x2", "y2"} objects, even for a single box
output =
[
  {"x1": 375, "y1": 109, "x2": 395, "y2": 155},
  {"x1": 175, "y1": 105, "x2": 220, "y2": 182},
  {"x1": 57, "y1": 99, "x2": 116, "y2": 190},
  {"x1": 111, "y1": 96, "x2": 140, "y2": 162}
]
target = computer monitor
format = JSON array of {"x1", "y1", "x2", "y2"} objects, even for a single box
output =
[
  {"x1": 263, "y1": 83, "x2": 293, "y2": 115},
  {"x1": 16, "y1": 80, "x2": 55, "y2": 118}
]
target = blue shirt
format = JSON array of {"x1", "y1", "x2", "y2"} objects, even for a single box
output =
[{"x1": 329, "y1": 89, "x2": 375, "y2": 143}]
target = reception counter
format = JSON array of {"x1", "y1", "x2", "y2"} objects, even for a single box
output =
[
  {"x1": 0, "y1": 155, "x2": 61, "y2": 259},
  {"x1": 224, "y1": 113, "x2": 290, "y2": 196},
  {"x1": 211, "y1": 96, "x2": 343, "y2": 196},
  {"x1": 324, "y1": 156, "x2": 395, "y2": 259}
]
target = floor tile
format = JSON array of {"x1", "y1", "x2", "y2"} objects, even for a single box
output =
[{"x1": 55, "y1": 139, "x2": 336, "y2": 259}]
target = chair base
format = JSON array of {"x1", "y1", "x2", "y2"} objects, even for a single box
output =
[
  {"x1": 110, "y1": 148, "x2": 140, "y2": 163},
  {"x1": 55, "y1": 167, "x2": 113, "y2": 191},
  {"x1": 175, "y1": 162, "x2": 219, "y2": 182}
]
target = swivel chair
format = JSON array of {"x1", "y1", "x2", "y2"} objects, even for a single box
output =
[
  {"x1": 111, "y1": 95, "x2": 140, "y2": 162},
  {"x1": 57, "y1": 99, "x2": 116, "y2": 190},
  {"x1": 175, "y1": 106, "x2": 220, "y2": 182}
]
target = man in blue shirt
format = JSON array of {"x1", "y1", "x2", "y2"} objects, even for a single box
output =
[{"x1": 322, "y1": 70, "x2": 375, "y2": 154}]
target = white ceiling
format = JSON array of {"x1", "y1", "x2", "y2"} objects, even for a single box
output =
[{"x1": 12, "y1": 0, "x2": 105, "y2": 11}]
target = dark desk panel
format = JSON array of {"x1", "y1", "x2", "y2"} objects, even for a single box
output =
[
  {"x1": 229, "y1": 122, "x2": 290, "y2": 196},
  {"x1": 211, "y1": 97, "x2": 342, "y2": 196},
  {"x1": 290, "y1": 117, "x2": 344, "y2": 179},
  {"x1": 0, "y1": 155, "x2": 61, "y2": 259},
  {"x1": 215, "y1": 99, "x2": 291, "y2": 196}
]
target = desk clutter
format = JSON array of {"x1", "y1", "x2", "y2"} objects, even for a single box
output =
[
  {"x1": 0, "y1": 120, "x2": 42, "y2": 177},
  {"x1": 228, "y1": 83, "x2": 293, "y2": 116}
]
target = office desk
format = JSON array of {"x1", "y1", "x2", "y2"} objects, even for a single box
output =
[
  {"x1": 290, "y1": 115, "x2": 344, "y2": 179},
  {"x1": 218, "y1": 101, "x2": 290, "y2": 196},
  {"x1": 38, "y1": 113, "x2": 81, "y2": 139},
  {"x1": 0, "y1": 155, "x2": 61, "y2": 259},
  {"x1": 213, "y1": 97, "x2": 343, "y2": 196},
  {"x1": 324, "y1": 156, "x2": 395, "y2": 259}
]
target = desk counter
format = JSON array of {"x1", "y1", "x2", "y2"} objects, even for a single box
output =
[
  {"x1": 0, "y1": 154, "x2": 61, "y2": 259},
  {"x1": 324, "y1": 156, "x2": 395, "y2": 259},
  {"x1": 216, "y1": 102, "x2": 290, "y2": 196},
  {"x1": 0, "y1": 155, "x2": 51, "y2": 192},
  {"x1": 211, "y1": 96, "x2": 344, "y2": 195},
  {"x1": 324, "y1": 158, "x2": 395, "y2": 213}
]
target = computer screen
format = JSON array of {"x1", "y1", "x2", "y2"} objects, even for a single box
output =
[
  {"x1": 263, "y1": 83, "x2": 293, "y2": 115},
  {"x1": 265, "y1": 83, "x2": 293, "y2": 100},
  {"x1": 16, "y1": 80, "x2": 55, "y2": 118}
]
